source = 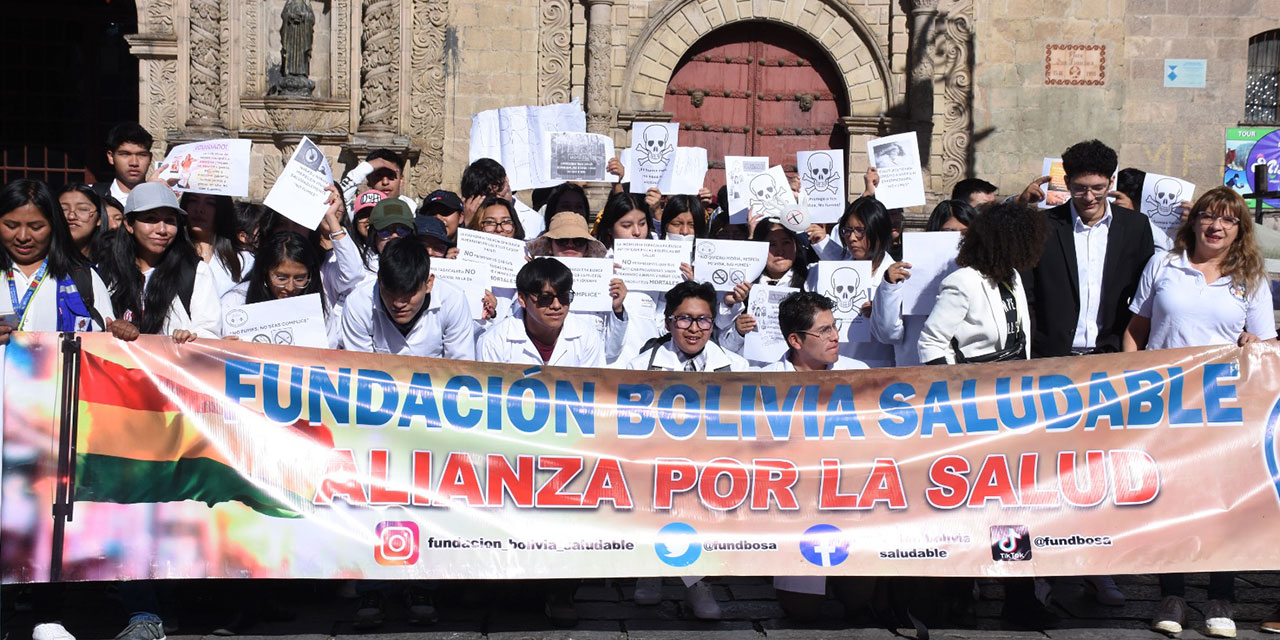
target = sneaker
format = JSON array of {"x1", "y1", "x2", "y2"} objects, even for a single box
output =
[
  {"x1": 1262, "y1": 603, "x2": 1280, "y2": 633},
  {"x1": 405, "y1": 586, "x2": 439, "y2": 624},
  {"x1": 634, "y1": 577, "x2": 663, "y2": 605},
  {"x1": 1151, "y1": 595, "x2": 1187, "y2": 636},
  {"x1": 684, "y1": 581, "x2": 722, "y2": 621},
  {"x1": 354, "y1": 592, "x2": 384, "y2": 629},
  {"x1": 544, "y1": 592, "x2": 578, "y2": 627},
  {"x1": 33, "y1": 623, "x2": 76, "y2": 640},
  {"x1": 1085, "y1": 575, "x2": 1125, "y2": 606},
  {"x1": 114, "y1": 620, "x2": 165, "y2": 640},
  {"x1": 1204, "y1": 599, "x2": 1237, "y2": 638}
]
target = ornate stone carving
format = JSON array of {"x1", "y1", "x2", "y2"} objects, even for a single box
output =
[
  {"x1": 187, "y1": 0, "x2": 222, "y2": 127},
  {"x1": 934, "y1": 0, "x2": 974, "y2": 192},
  {"x1": 538, "y1": 0, "x2": 571, "y2": 105},
  {"x1": 143, "y1": 0, "x2": 175, "y2": 34},
  {"x1": 408, "y1": 0, "x2": 449, "y2": 194},
  {"x1": 147, "y1": 59, "x2": 179, "y2": 135},
  {"x1": 243, "y1": 0, "x2": 262, "y2": 95},
  {"x1": 272, "y1": 0, "x2": 317, "y2": 96},
  {"x1": 585, "y1": 1, "x2": 613, "y2": 135},
  {"x1": 334, "y1": 0, "x2": 352, "y2": 96},
  {"x1": 359, "y1": 0, "x2": 399, "y2": 132}
]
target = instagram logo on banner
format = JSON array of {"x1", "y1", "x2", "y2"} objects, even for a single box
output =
[{"x1": 375, "y1": 521, "x2": 420, "y2": 566}]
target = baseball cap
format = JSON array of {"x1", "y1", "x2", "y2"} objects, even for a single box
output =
[
  {"x1": 353, "y1": 190, "x2": 387, "y2": 218},
  {"x1": 415, "y1": 215, "x2": 451, "y2": 244},
  {"x1": 124, "y1": 182, "x2": 186, "y2": 216},
  {"x1": 422, "y1": 190, "x2": 463, "y2": 214},
  {"x1": 368, "y1": 199, "x2": 415, "y2": 231}
]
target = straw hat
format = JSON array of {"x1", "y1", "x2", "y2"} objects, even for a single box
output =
[{"x1": 528, "y1": 212, "x2": 608, "y2": 258}]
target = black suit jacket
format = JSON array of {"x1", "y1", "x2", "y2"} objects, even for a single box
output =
[{"x1": 1027, "y1": 202, "x2": 1155, "y2": 358}]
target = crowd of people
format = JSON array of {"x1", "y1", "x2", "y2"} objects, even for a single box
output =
[{"x1": 4, "y1": 123, "x2": 1279, "y2": 639}]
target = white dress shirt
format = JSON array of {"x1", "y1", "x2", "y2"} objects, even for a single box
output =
[
  {"x1": 1130, "y1": 251, "x2": 1277, "y2": 350},
  {"x1": 1070, "y1": 201, "x2": 1113, "y2": 351},
  {"x1": 755, "y1": 354, "x2": 869, "y2": 372},
  {"x1": 341, "y1": 278, "x2": 475, "y2": 358},
  {"x1": 477, "y1": 310, "x2": 604, "y2": 368}
]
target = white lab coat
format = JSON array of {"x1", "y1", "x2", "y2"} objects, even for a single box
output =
[
  {"x1": 477, "y1": 310, "x2": 605, "y2": 368},
  {"x1": 219, "y1": 283, "x2": 343, "y2": 350},
  {"x1": 341, "y1": 277, "x2": 475, "y2": 359},
  {"x1": 128, "y1": 260, "x2": 222, "y2": 338},
  {"x1": 754, "y1": 354, "x2": 869, "y2": 372},
  {"x1": 918, "y1": 267, "x2": 1030, "y2": 364},
  {"x1": 870, "y1": 276, "x2": 928, "y2": 368},
  {"x1": 625, "y1": 335, "x2": 749, "y2": 372}
]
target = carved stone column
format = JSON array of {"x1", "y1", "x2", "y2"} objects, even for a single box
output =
[
  {"x1": 584, "y1": 0, "x2": 613, "y2": 135},
  {"x1": 907, "y1": 0, "x2": 940, "y2": 128},
  {"x1": 358, "y1": 0, "x2": 400, "y2": 135},
  {"x1": 187, "y1": 0, "x2": 225, "y2": 131}
]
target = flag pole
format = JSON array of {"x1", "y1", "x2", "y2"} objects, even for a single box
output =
[{"x1": 50, "y1": 332, "x2": 82, "y2": 582}]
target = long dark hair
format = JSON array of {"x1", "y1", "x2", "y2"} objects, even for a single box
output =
[
  {"x1": 543, "y1": 183, "x2": 591, "y2": 228},
  {"x1": 244, "y1": 231, "x2": 326, "y2": 309},
  {"x1": 660, "y1": 195, "x2": 707, "y2": 239},
  {"x1": 925, "y1": 199, "x2": 978, "y2": 232},
  {"x1": 181, "y1": 192, "x2": 248, "y2": 281},
  {"x1": 0, "y1": 179, "x2": 87, "y2": 278},
  {"x1": 838, "y1": 196, "x2": 893, "y2": 267},
  {"x1": 594, "y1": 192, "x2": 653, "y2": 250},
  {"x1": 99, "y1": 208, "x2": 200, "y2": 334},
  {"x1": 751, "y1": 219, "x2": 811, "y2": 289},
  {"x1": 57, "y1": 183, "x2": 111, "y2": 250}
]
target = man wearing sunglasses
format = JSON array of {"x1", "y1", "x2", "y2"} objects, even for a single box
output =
[
  {"x1": 627, "y1": 281, "x2": 747, "y2": 373},
  {"x1": 757, "y1": 292, "x2": 868, "y2": 372},
  {"x1": 477, "y1": 258, "x2": 604, "y2": 368}
]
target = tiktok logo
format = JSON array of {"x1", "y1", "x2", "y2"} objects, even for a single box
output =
[
  {"x1": 799, "y1": 524, "x2": 849, "y2": 567},
  {"x1": 990, "y1": 525, "x2": 1031, "y2": 562}
]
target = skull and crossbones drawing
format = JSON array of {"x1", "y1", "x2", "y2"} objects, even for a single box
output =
[
  {"x1": 826, "y1": 266, "x2": 867, "y2": 313},
  {"x1": 637, "y1": 125, "x2": 674, "y2": 167},
  {"x1": 749, "y1": 173, "x2": 789, "y2": 218},
  {"x1": 801, "y1": 152, "x2": 840, "y2": 194},
  {"x1": 1144, "y1": 178, "x2": 1184, "y2": 222}
]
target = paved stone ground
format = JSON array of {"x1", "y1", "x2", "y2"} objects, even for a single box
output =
[{"x1": 5, "y1": 573, "x2": 1280, "y2": 639}]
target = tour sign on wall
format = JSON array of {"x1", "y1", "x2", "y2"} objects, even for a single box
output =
[{"x1": 1044, "y1": 44, "x2": 1106, "y2": 86}]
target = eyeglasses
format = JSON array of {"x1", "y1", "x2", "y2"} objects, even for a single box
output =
[
  {"x1": 376, "y1": 226, "x2": 411, "y2": 240},
  {"x1": 528, "y1": 291, "x2": 574, "y2": 307},
  {"x1": 1067, "y1": 183, "x2": 1110, "y2": 196},
  {"x1": 62, "y1": 205, "x2": 98, "y2": 220},
  {"x1": 670, "y1": 315, "x2": 713, "y2": 330},
  {"x1": 838, "y1": 225, "x2": 867, "y2": 239},
  {"x1": 270, "y1": 272, "x2": 311, "y2": 288},
  {"x1": 796, "y1": 325, "x2": 839, "y2": 340},
  {"x1": 480, "y1": 219, "x2": 514, "y2": 231},
  {"x1": 1197, "y1": 212, "x2": 1240, "y2": 227}
]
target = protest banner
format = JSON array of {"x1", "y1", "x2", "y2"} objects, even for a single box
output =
[
  {"x1": 551, "y1": 257, "x2": 614, "y2": 313},
  {"x1": 867, "y1": 133, "x2": 925, "y2": 209},
  {"x1": 221, "y1": 294, "x2": 328, "y2": 349},
  {"x1": 158, "y1": 139, "x2": 252, "y2": 197},
  {"x1": 692, "y1": 239, "x2": 767, "y2": 292},
  {"x1": 546, "y1": 132, "x2": 612, "y2": 182},
  {"x1": 629, "y1": 123, "x2": 679, "y2": 193},
  {"x1": 797, "y1": 150, "x2": 845, "y2": 224},
  {"x1": 1040, "y1": 158, "x2": 1070, "y2": 209},
  {"x1": 898, "y1": 232, "x2": 962, "y2": 316},
  {"x1": 455, "y1": 228, "x2": 528, "y2": 289},
  {"x1": 469, "y1": 100, "x2": 586, "y2": 191},
  {"x1": 613, "y1": 239, "x2": 690, "y2": 292},
  {"x1": 808, "y1": 261, "x2": 872, "y2": 343},
  {"x1": 1139, "y1": 172, "x2": 1195, "y2": 234},
  {"x1": 427, "y1": 258, "x2": 491, "y2": 320},
  {"x1": 742, "y1": 283, "x2": 799, "y2": 362},
  {"x1": 263, "y1": 137, "x2": 334, "y2": 230},
  {"x1": 724, "y1": 156, "x2": 770, "y2": 223}
]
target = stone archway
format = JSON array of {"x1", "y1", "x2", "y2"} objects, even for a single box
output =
[{"x1": 622, "y1": 0, "x2": 894, "y2": 119}]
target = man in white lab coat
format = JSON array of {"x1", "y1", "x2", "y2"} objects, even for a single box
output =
[
  {"x1": 627, "y1": 280, "x2": 748, "y2": 373},
  {"x1": 477, "y1": 258, "x2": 604, "y2": 368},
  {"x1": 341, "y1": 237, "x2": 474, "y2": 359},
  {"x1": 757, "y1": 291, "x2": 868, "y2": 372}
]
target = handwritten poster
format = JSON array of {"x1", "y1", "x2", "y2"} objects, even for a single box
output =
[{"x1": 468, "y1": 100, "x2": 587, "y2": 191}]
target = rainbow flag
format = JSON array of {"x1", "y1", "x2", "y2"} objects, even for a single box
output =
[{"x1": 75, "y1": 351, "x2": 332, "y2": 518}]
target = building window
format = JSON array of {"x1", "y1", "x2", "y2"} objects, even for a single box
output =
[{"x1": 1246, "y1": 30, "x2": 1280, "y2": 124}]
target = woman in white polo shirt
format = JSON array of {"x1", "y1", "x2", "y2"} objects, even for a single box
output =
[{"x1": 1124, "y1": 186, "x2": 1274, "y2": 640}]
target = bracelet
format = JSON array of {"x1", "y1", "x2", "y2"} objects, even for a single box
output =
[{"x1": 328, "y1": 229, "x2": 348, "y2": 240}]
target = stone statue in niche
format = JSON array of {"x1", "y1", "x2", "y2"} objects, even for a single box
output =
[{"x1": 271, "y1": 0, "x2": 316, "y2": 96}]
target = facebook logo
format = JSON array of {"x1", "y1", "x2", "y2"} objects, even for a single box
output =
[{"x1": 799, "y1": 524, "x2": 849, "y2": 567}]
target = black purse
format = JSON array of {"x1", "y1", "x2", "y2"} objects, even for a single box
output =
[{"x1": 949, "y1": 281, "x2": 1025, "y2": 364}]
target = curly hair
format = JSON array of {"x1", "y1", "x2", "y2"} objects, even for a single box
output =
[
  {"x1": 1061, "y1": 139, "x2": 1118, "y2": 181},
  {"x1": 956, "y1": 201, "x2": 1046, "y2": 283},
  {"x1": 1173, "y1": 186, "x2": 1266, "y2": 295}
]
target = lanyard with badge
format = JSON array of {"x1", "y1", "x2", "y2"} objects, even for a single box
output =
[{"x1": 7, "y1": 260, "x2": 49, "y2": 330}]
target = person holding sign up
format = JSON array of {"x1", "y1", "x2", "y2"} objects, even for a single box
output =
[
  {"x1": 221, "y1": 231, "x2": 340, "y2": 349},
  {"x1": 831, "y1": 197, "x2": 897, "y2": 368},
  {"x1": 719, "y1": 218, "x2": 815, "y2": 358}
]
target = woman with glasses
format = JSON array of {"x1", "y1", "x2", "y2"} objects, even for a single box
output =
[
  {"x1": 719, "y1": 217, "x2": 817, "y2": 361},
  {"x1": 826, "y1": 196, "x2": 898, "y2": 367},
  {"x1": 469, "y1": 195, "x2": 526, "y2": 240},
  {"x1": 57, "y1": 183, "x2": 111, "y2": 258},
  {"x1": 221, "y1": 231, "x2": 339, "y2": 348},
  {"x1": 1122, "y1": 187, "x2": 1273, "y2": 640}
]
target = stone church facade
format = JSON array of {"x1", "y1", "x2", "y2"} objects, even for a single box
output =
[{"x1": 123, "y1": 0, "x2": 1279, "y2": 210}]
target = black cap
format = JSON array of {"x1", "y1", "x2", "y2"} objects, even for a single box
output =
[{"x1": 422, "y1": 189, "x2": 463, "y2": 214}]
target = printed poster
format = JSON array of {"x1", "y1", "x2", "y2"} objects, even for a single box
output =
[
  {"x1": 742, "y1": 283, "x2": 800, "y2": 362},
  {"x1": 1139, "y1": 173, "x2": 1196, "y2": 235},
  {"x1": 867, "y1": 133, "x2": 925, "y2": 209},
  {"x1": 546, "y1": 132, "x2": 613, "y2": 183},
  {"x1": 629, "y1": 123, "x2": 679, "y2": 194},
  {"x1": 1224, "y1": 127, "x2": 1280, "y2": 209},
  {"x1": 809, "y1": 261, "x2": 872, "y2": 343},
  {"x1": 797, "y1": 150, "x2": 845, "y2": 224},
  {"x1": 222, "y1": 293, "x2": 328, "y2": 349},
  {"x1": 159, "y1": 139, "x2": 252, "y2": 197},
  {"x1": 262, "y1": 137, "x2": 334, "y2": 230},
  {"x1": 724, "y1": 156, "x2": 770, "y2": 223}
]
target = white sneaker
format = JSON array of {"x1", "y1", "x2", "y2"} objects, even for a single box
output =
[
  {"x1": 33, "y1": 623, "x2": 76, "y2": 640},
  {"x1": 633, "y1": 577, "x2": 662, "y2": 605},
  {"x1": 685, "y1": 581, "x2": 722, "y2": 620},
  {"x1": 1085, "y1": 575, "x2": 1125, "y2": 606},
  {"x1": 1204, "y1": 599, "x2": 1237, "y2": 638}
]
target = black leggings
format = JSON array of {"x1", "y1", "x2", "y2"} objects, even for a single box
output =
[{"x1": 1159, "y1": 572, "x2": 1235, "y2": 603}]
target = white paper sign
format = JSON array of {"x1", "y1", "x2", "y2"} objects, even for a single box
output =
[
  {"x1": 692, "y1": 238, "x2": 768, "y2": 291},
  {"x1": 159, "y1": 139, "x2": 252, "y2": 197},
  {"x1": 899, "y1": 231, "x2": 961, "y2": 316},
  {"x1": 545, "y1": 131, "x2": 613, "y2": 182},
  {"x1": 660, "y1": 147, "x2": 709, "y2": 196},
  {"x1": 222, "y1": 293, "x2": 327, "y2": 349},
  {"x1": 1140, "y1": 172, "x2": 1196, "y2": 233},
  {"x1": 725, "y1": 156, "x2": 770, "y2": 223},
  {"x1": 613, "y1": 238, "x2": 691, "y2": 292},
  {"x1": 468, "y1": 100, "x2": 587, "y2": 191},
  {"x1": 743, "y1": 284, "x2": 800, "y2": 363},
  {"x1": 552, "y1": 256, "x2": 614, "y2": 313},
  {"x1": 797, "y1": 150, "x2": 845, "y2": 224},
  {"x1": 455, "y1": 228, "x2": 528, "y2": 289},
  {"x1": 263, "y1": 137, "x2": 334, "y2": 230},
  {"x1": 1039, "y1": 157, "x2": 1071, "y2": 210},
  {"x1": 429, "y1": 258, "x2": 490, "y2": 320},
  {"x1": 809, "y1": 261, "x2": 873, "y2": 342},
  {"x1": 629, "y1": 123, "x2": 679, "y2": 193},
  {"x1": 867, "y1": 133, "x2": 926, "y2": 209}
]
